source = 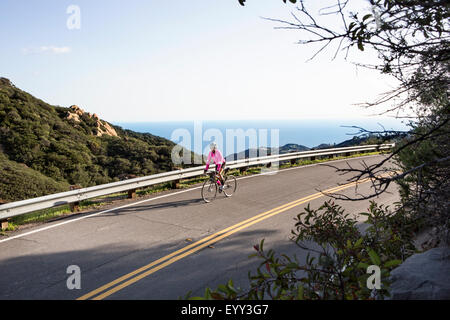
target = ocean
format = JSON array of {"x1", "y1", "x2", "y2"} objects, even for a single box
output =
[{"x1": 114, "y1": 118, "x2": 409, "y2": 157}]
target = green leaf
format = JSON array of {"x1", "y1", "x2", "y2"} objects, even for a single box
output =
[
  {"x1": 189, "y1": 296, "x2": 206, "y2": 300},
  {"x1": 363, "y1": 14, "x2": 372, "y2": 21},
  {"x1": 357, "y1": 262, "x2": 369, "y2": 269},
  {"x1": 357, "y1": 41, "x2": 365, "y2": 51},
  {"x1": 227, "y1": 279, "x2": 237, "y2": 293},
  {"x1": 279, "y1": 269, "x2": 291, "y2": 276},
  {"x1": 217, "y1": 284, "x2": 228, "y2": 293},
  {"x1": 384, "y1": 259, "x2": 402, "y2": 268},
  {"x1": 367, "y1": 249, "x2": 381, "y2": 265},
  {"x1": 297, "y1": 285, "x2": 304, "y2": 300},
  {"x1": 355, "y1": 237, "x2": 364, "y2": 247},
  {"x1": 205, "y1": 287, "x2": 212, "y2": 299}
]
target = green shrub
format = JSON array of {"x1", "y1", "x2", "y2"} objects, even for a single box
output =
[
  {"x1": 0, "y1": 153, "x2": 69, "y2": 201},
  {"x1": 187, "y1": 201, "x2": 418, "y2": 300}
]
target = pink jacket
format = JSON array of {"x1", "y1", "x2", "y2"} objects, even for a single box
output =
[{"x1": 205, "y1": 150, "x2": 225, "y2": 171}]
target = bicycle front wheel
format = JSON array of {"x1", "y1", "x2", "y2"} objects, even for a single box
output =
[
  {"x1": 223, "y1": 175, "x2": 237, "y2": 197},
  {"x1": 202, "y1": 179, "x2": 217, "y2": 203}
]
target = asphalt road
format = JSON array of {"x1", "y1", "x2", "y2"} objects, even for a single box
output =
[{"x1": 0, "y1": 155, "x2": 400, "y2": 300}]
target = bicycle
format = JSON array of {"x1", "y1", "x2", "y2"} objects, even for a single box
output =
[{"x1": 201, "y1": 167, "x2": 237, "y2": 203}]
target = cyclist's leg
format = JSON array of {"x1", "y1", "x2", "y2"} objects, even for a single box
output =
[
  {"x1": 216, "y1": 164, "x2": 224, "y2": 185},
  {"x1": 218, "y1": 162, "x2": 225, "y2": 185}
]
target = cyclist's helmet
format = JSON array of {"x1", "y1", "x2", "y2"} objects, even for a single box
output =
[{"x1": 210, "y1": 142, "x2": 217, "y2": 151}]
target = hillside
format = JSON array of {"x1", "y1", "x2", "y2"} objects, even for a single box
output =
[
  {"x1": 334, "y1": 135, "x2": 396, "y2": 147},
  {"x1": 0, "y1": 78, "x2": 182, "y2": 202}
]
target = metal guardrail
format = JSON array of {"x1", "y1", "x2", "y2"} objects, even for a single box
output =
[{"x1": 0, "y1": 144, "x2": 394, "y2": 220}]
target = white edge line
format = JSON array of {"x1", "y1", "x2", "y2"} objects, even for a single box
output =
[
  {"x1": 0, "y1": 187, "x2": 201, "y2": 244},
  {"x1": 0, "y1": 154, "x2": 383, "y2": 244}
]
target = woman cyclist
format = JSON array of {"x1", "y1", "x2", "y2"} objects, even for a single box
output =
[{"x1": 204, "y1": 142, "x2": 226, "y2": 192}]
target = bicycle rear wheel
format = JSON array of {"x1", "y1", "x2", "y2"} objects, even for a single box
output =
[
  {"x1": 202, "y1": 179, "x2": 217, "y2": 203},
  {"x1": 223, "y1": 175, "x2": 237, "y2": 197}
]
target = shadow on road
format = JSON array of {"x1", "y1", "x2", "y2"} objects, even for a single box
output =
[
  {"x1": 0, "y1": 226, "x2": 306, "y2": 300},
  {"x1": 111, "y1": 198, "x2": 205, "y2": 215}
]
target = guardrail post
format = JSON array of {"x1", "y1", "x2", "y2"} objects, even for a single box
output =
[
  {"x1": 310, "y1": 156, "x2": 316, "y2": 161},
  {"x1": 0, "y1": 200, "x2": 8, "y2": 230},
  {"x1": 70, "y1": 202, "x2": 80, "y2": 212},
  {"x1": 128, "y1": 189, "x2": 137, "y2": 199},
  {"x1": 171, "y1": 180, "x2": 181, "y2": 189},
  {"x1": 239, "y1": 166, "x2": 248, "y2": 174},
  {"x1": 172, "y1": 167, "x2": 182, "y2": 189},
  {"x1": 69, "y1": 185, "x2": 81, "y2": 213},
  {"x1": 290, "y1": 159, "x2": 297, "y2": 166},
  {"x1": 1, "y1": 219, "x2": 9, "y2": 231}
]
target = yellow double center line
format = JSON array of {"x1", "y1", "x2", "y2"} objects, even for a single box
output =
[{"x1": 77, "y1": 178, "x2": 370, "y2": 300}]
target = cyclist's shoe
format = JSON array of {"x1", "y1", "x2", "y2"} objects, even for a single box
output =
[{"x1": 219, "y1": 186, "x2": 223, "y2": 193}]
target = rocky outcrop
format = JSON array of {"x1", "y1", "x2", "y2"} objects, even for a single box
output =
[
  {"x1": 0, "y1": 78, "x2": 13, "y2": 87},
  {"x1": 66, "y1": 105, "x2": 118, "y2": 137},
  {"x1": 389, "y1": 247, "x2": 450, "y2": 300},
  {"x1": 66, "y1": 105, "x2": 82, "y2": 122}
]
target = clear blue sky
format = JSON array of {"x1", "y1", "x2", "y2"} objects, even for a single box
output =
[{"x1": 0, "y1": 0, "x2": 405, "y2": 122}]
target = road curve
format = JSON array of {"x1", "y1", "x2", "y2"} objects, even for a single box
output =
[{"x1": 0, "y1": 155, "x2": 399, "y2": 300}]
